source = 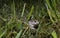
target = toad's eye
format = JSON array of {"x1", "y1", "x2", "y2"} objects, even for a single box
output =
[{"x1": 34, "y1": 20, "x2": 38, "y2": 22}]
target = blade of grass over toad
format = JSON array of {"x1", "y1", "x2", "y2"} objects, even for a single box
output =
[
  {"x1": 27, "y1": 6, "x2": 34, "y2": 21},
  {"x1": 15, "y1": 30, "x2": 23, "y2": 38},
  {"x1": 21, "y1": 3, "x2": 26, "y2": 17}
]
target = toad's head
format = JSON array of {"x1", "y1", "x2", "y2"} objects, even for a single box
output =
[{"x1": 28, "y1": 20, "x2": 39, "y2": 30}]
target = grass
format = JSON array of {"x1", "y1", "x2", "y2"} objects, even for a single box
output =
[{"x1": 0, "y1": 0, "x2": 60, "y2": 38}]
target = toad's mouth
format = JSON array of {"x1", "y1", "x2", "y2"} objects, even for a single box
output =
[{"x1": 33, "y1": 24, "x2": 39, "y2": 29}]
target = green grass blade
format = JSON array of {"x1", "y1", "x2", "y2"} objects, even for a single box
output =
[
  {"x1": 51, "y1": 31, "x2": 57, "y2": 38},
  {"x1": 15, "y1": 30, "x2": 23, "y2": 38},
  {"x1": 27, "y1": 6, "x2": 34, "y2": 21},
  {"x1": 21, "y1": 3, "x2": 26, "y2": 17},
  {"x1": 0, "y1": 29, "x2": 7, "y2": 38},
  {"x1": 11, "y1": 0, "x2": 16, "y2": 20}
]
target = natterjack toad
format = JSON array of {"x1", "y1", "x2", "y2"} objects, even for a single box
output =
[
  {"x1": 28, "y1": 20, "x2": 39, "y2": 30},
  {"x1": 18, "y1": 19, "x2": 39, "y2": 30}
]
